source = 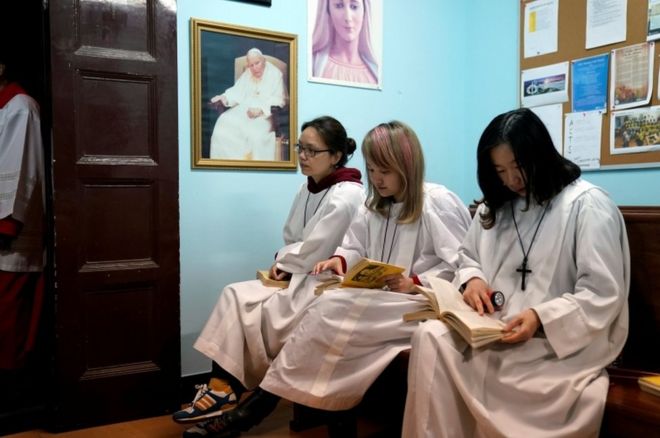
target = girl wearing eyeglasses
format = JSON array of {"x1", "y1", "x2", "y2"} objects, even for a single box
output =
[{"x1": 177, "y1": 116, "x2": 365, "y2": 436}]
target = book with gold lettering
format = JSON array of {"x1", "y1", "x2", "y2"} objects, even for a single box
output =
[
  {"x1": 312, "y1": 258, "x2": 406, "y2": 295},
  {"x1": 340, "y1": 257, "x2": 406, "y2": 289},
  {"x1": 404, "y1": 277, "x2": 505, "y2": 348}
]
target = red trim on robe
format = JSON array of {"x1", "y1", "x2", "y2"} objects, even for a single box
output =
[
  {"x1": 329, "y1": 255, "x2": 347, "y2": 274},
  {"x1": 0, "y1": 83, "x2": 43, "y2": 370},
  {"x1": 0, "y1": 216, "x2": 22, "y2": 237},
  {"x1": 0, "y1": 271, "x2": 44, "y2": 370},
  {"x1": 0, "y1": 82, "x2": 26, "y2": 108}
]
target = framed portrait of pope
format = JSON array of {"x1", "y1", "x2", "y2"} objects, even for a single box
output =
[{"x1": 190, "y1": 19, "x2": 298, "y2": 169}]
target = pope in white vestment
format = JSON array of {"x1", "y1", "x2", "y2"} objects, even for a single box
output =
[
  {"x1": 260, "y1": 183, "x2": 471, "y2": 410},
  {"x1": 402, "y1": 179, "x2": 630, "y2": 438},
  {"x1": 194, "y1": 175, "x2": 365, "y2": 389},
  {"x1": 209, "y1": 50, "x2": 286, "y2": 161}
]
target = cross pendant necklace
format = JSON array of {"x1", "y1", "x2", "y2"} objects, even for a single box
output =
[
  {"x1": 516, "y1": 257, "x2": 532, "y2": 290},
  {"x1": 510, "y1": 201, "x2": 550, "y2": 291}
]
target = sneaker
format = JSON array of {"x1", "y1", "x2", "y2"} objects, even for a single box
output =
[
  {"x1": 173, "y1": 378, "x2": 238, "y2": 424},
  {"x1": 182, "y1": 416, "x2": 240, "y2": 438}
]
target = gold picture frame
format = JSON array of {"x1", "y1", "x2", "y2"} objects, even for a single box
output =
[{"x1": 190, "y1": 19, "x2": 297, "y2": 169}]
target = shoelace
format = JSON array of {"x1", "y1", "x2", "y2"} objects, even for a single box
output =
[{"x1": 191, "y1": 384, "x2": 209, "y2": 405}]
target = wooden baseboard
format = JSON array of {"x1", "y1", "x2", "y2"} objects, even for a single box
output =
[{"x1": 0, "y1": 404, "x2": 46, "y2": 436}]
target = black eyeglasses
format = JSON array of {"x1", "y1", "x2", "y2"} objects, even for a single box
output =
[{"x1": 295, "y1": 143, "x2": 331, "y2": 158}]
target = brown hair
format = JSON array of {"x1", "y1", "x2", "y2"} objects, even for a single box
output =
[{"x1": 362, "y1": 121, "x2": 425, "y2": 224}]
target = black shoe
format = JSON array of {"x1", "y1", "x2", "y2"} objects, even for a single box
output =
[
  {"x1": 182, "y1": 416, "x2": 240, "y2": 438},
  {"x1": 221, "y1": 388, "x2": 280, "y2": 432},
  {"x1": 326, "y1": 409, "x2": 357, "y2": 438}
]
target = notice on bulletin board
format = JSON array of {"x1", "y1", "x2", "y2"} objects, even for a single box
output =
[
  {"x1": 571, "y1": 54, "x2": 609, "y2": 112},
  {"x1": 565, "y1": 111, "x2": 602, "y2": 170},
  {"x1": 524, "y1": 0, "x2": 558, "y2": 58},
  {"x1": 611, "y1": 106, "x2": 660, "y2": 155},
  {"x1": 521, "y1": 62, "x2": 569, "y2": 108}
]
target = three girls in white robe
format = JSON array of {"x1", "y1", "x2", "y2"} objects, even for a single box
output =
[
  {"x1": 402, "y1": 108, "x2": 629, "y2": 438},
  {"x1": 178, "y1": 116, "x2": 365, "y2": 436},
  {"x1": 216, "y1": 121, "x2": 470, "y2": 435}
]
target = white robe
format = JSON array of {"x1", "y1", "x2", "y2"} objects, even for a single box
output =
[
  {"x1": 0, "y1": 94, "x2": 44, "y2": 272},
  {"x1": 402, "y1": 179, "x2": 630, "y2": 438},
  {"x1": 260, "y1": 183, "x2": 471, "y2": 410},
  {"x1": 194, "y1": 181, "x2": 364, "y2": 389},
  {"x1": 210, "y1": 61, "x2": 286, "y2": 161}
]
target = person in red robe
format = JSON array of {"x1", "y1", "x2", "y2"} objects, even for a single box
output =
[{"x1": 0, "y1": 53, "x2": 45, "y2": 372}]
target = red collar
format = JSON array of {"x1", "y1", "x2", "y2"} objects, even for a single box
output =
[
  {"x1": 0, "y1": 82, "x2": 26, "y2": 108},
  {"x1": 307, "y1": 167, "x2": 362, "y2": 193}
]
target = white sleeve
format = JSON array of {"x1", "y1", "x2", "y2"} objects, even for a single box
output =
[
  {"x1": 276, "y1": 184, "x2": 365, "y2": 273},
  {"x1": 534, "y1": 191, "x2": 630, "y2": 359},
  {"x1": 258, "y1": 64, "x2": 286, "y2": 117},
  {"x1": 281, "y1": 184, "x2": 307, "y2": 246},
  {"x1": 415, "y1": 186, "x2": 471, "y2": 285},
  {"x1": 0, "y1": 97, "x2": 43, "y2": 221},
  {"x1": 334, "y1": 205, "x2": 371, "y2": 271},
  {"x1": 454, "y1": 205, "x2": 488, "y2": 289},
  {"x1": 223, "y1": 70, "x2": 249, "y2": 106}
]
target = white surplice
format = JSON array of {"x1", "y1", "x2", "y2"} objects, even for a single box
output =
[
  {"x1": 194, "y1": 180, "x2": 364, "y2": 389},
  {"x1": 260, "y1": 183, "x2": 471, "y2": 410},
  {"x1": 402, "y1": 179, "x2": 630, "y2": 438},
  {"x1": 210, "y1": 61, "x2": 286, "y2": 161},
  {"x1": 0, "y1": 94, "x2": 44, "y2": 272}
]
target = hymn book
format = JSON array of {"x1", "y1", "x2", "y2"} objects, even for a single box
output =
[
  {"x1": 256, "y1": 270, "x2": 290, "y2": 288},
  {"x1": 340, "y1": 258, "x2": 406, "y2": 288},
  {"x1": 313, "y1": 257, "x2": 406, "y2": 295},
  {"x1": 404, "y1": 277, "x2": 506, "y2": 348},
  {"x1": 638, "y1": 375, "x2": 660, "y2": 398}
]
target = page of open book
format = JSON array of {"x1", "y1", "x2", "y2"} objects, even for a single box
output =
[{"x1": 425, "y1": 277, "x2": 505, "y2": 331}]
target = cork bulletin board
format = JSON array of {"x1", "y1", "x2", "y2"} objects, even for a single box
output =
[{"x1": 520, "y1": 0, "x2": 660, "y2": 169}]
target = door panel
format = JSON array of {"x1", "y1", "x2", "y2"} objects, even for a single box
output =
[{"x1": 49, "y1": 0, "x2": 179, "y2": 430}]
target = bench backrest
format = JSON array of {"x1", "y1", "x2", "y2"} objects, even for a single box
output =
[{"x1": 615, "y1": 206, "x2": 660, "y2": 374}]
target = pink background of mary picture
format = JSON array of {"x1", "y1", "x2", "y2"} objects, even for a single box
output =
[{"x1": 308, "y1": 0, "x2": 383, "y2": 90}]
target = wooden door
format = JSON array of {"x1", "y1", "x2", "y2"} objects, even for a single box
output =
[{"x1": 49, "y1": 0, "x2": 180, "y2": 430}]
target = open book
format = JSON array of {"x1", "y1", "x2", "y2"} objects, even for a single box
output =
[
  {"x1": 256, "y1": 270, "x2": 290, "y2": 288},
  {"x1": 404, "y1": 277, "x2": 505, "y2": 348},
  {"x1": 340, "y1": 257, "x2": 405, "y2": 288},
  {"x1": 313, "y1": 257, "x2": 406, "y2": 295}
]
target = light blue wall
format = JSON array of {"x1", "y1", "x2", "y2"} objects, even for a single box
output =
[
  {"x1": 177, "y1": 0, "x2": 501, "y2": 376},
  {"x1": 177, "y1": 1, "x2": 658, "y2": 376},
  {"x1": 458, "y1": 4, "x2": 660, "y2": 208},
  {"x1": 462, "y1": 1, "x2": 520, "y2": 204}
]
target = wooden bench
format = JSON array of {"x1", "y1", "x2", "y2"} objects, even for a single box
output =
[
  {"x1": 600, "y1": 206, "x2": 660, "y2": 437},
  {"x1": 291, "y1": 206, "x2": 660, "y2": 436}
]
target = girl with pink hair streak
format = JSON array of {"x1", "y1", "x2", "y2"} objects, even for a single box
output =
[
  {"x1": 312, "y1": 0, "x2": 379, "y2": 85},
  {"x1": 211, "y1": 121, "x2": 471, "y2": 436}
]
